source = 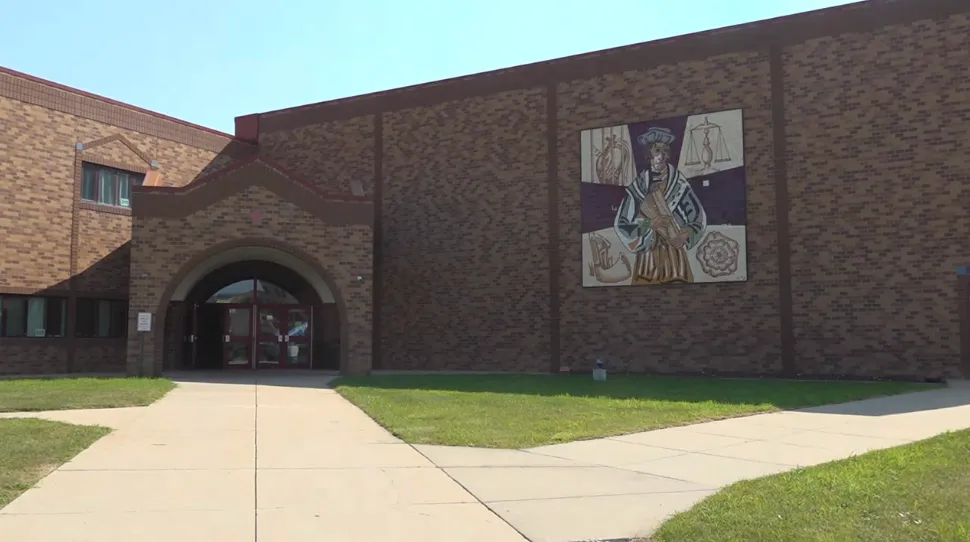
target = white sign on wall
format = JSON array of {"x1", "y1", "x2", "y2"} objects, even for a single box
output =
[{"x1": 136, "y1": 312, "x2": 152, "y2": 332}]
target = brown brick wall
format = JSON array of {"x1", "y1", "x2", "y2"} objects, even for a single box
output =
[
  {"x1": 75, "y1": 342, "x2": 127, "y2": 372},
  {"x1": 75, "y1": 210, "x2": 132, "y2": 296},
  {"x1": 784, "y1": 13, "x2": 970, "y2": 380},
  {"x1": 557, "y1": 51, "x2": 781, "y2": 375},
  {"x1": 380, "y1": 88, "x2": 551, "y2": 371},
  {"x1": 0, "y1": 97, "x2": 76, "y2": 292},
  {"x1": 255, "y1": 6, "x2": 969, "y2": 380},
  {"x1": 3, "y1": 2, "x2": 969, "y2": 380},
  {"x1": 259, "y1": 116, "x2": 375, "y2": 194},
  {"x1": 155, "y1": 137, "x2": 240, "y2": 187},
  {"x1": 0, "y1": 68, "x2": 240, "y2": 153},
  {"x1": 82, "y1": 139, "x2": 149, "y2": 168},
  {"x1": 0, "y1": 76, "x2": 249, "y2": 374},
  {"x1": 0, "y1": 341, "x2": 68, "y2": 375},
  {"x1": 129, "y1": 172, "x2": 373, "y2": 375}
]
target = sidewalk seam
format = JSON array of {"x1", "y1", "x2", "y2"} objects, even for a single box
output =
[
  {"x1": 253, "y1": 379, "x2": 259, "y2": 542},
  {"x1": 409, "y1": 445, "x2": 535, "y2": 542}
]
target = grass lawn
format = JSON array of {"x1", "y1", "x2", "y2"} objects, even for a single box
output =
[
  {"x1": 0, "y1": 418, "x2": 109, "y2": 508},
  {"x1": 651, "y1": 429, "x2": 970, "y2": 542},
  {"x1": 0, "y1": 377, "x2": 175, "y2": 412},
  {"x1": 332, "y1": 374, "x2": 933, "y2": 448}
]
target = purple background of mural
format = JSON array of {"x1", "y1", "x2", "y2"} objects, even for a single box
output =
[
  {"x1": 580, "y1": 169, "x2": 747, "y2": 233},
  {"x1": 581, "y1": 111, "x2": 747, "y2": 235},
  {"x1": 580, "y1": 183, "x2": 627, "y2": 233},
  {"x1": 688, "y1": 168, "x2": 748, "y2": 226}
]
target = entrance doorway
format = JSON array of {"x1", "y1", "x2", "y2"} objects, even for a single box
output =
[
  {"x1": 211, "y1": 278, "x2": 314, "y2": 370},
  {"x1": 170, "y1": 259, "x2": 340, "y2": 371},
  {"x1": 221, "y1": 303, "x2": 313, "y2": 370}
]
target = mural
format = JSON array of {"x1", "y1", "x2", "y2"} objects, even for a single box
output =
[{"x1": 580, "y1": 109, "x2": 747, "y2": 287}]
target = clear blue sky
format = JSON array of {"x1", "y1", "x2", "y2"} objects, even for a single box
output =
[{"x1": 0, "y1": 0, "x2": 857, "y2": 134}]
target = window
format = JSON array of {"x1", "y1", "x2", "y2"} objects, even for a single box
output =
[
  {"x1": 81, "y1": 163, "x2": 145, "y2": 208},
  {"x1": 208, "y1": 280, "x2": 256, "y2": 304},
  {"x1": 0, "y1": 295, "x2": 67, "y2": 338},
  {"x1": 206, "y1": 279, "x2": 300, "y2": 305},
  {"x1": 76, "y1": 299, "x2": 128, "y2": 338},
  {"x1": 256, "y1": 280, "x2": 300, "y2": 304}
]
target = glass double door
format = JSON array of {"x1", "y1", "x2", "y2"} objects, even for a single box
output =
[{"x1": 223, "y1": 304, "x2": 312, "y2": 369}]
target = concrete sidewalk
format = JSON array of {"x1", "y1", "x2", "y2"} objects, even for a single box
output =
[
  {"x1": 421, "y1": 381, "x2": 970, "y2": 541},
  {"x1": 1, "y1": 376, "x2": 968, "y2": 542},
  {"x1": 0, "y1": 373, "x2": 525, "y2": 542}
]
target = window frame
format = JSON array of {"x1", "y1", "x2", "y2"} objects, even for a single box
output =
[
  {"x1": 206, "y1": 279, "x2": 301, "y2": 305},
  {"x1": 81, "y1": 162, "x2": 146, "y2": 209},
  {"x1": 75, "y1": 298, "x2": 129, "y2": 339},
  {"x1": 0, "y1": 295, "x2": 68, "y2": 338}
]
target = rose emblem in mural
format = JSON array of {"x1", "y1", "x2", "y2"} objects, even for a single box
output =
[{"x1": 696, "y1": 231, "x2": 741, "y2": 278}]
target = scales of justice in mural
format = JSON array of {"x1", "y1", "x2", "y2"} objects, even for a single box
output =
[{"x1": 580, "y1": 109, "x2": 748, "y2": 287}]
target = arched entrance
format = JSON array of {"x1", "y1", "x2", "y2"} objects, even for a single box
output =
[
  {"x1": 154, "y1": 241, "x2": 351, "y2": 374},
  {"x1": 130, "y1": 162, "x2": 374, "y2": 378},
  {"x1": 168, "y1": 260, "x2": 340, "y2": 370}
]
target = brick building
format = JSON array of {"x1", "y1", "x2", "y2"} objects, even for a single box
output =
[{"x1": 1, "y1": 0, "x2": 968, "y2": 381}]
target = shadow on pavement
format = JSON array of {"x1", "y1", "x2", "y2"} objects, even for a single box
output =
[
  {"x1": 163, "y1": 370, "x2": 337, "y2": 389},
  {"x1": 795, "y1": 383, "x2": 970, "y2": 416}
]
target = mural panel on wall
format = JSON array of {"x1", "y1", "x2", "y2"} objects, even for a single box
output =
[{"x1": 580, "y1": 109, "x2": 747, "y2": 287}]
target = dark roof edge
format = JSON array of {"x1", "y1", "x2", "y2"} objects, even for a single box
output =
[
  {"x1": 249, "y1": 0, "x2": 969, "y2": 132},
  {"x1": 0, "y1": 65, "x2": 253, "y2": 145}
]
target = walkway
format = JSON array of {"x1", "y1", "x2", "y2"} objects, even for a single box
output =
[
  {"x1": 0, "y1": 374, "x2": 525, "y2": 542},
  {"x1": 1, "y1": 376, "x2": 968, "y2": 542}
]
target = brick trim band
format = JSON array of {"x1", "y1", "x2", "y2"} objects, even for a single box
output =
[{"x1": 0, "y1": 67, "x2": 251, "y2": 153}]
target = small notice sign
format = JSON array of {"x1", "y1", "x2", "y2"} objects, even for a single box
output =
[{"x1": 137, "y1": 312, "x2": 152, "y2": 332}]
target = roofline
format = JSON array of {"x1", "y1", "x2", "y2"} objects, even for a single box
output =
[
  {"x1": 0, "y1": 65, "x2": 247, "y2": 143},
  {"x1": 248, "y1": 1, "x2": 860, "y2": 120},
  {"x1": 244, "y1": 0, "x2": 970, "y2": 131}
]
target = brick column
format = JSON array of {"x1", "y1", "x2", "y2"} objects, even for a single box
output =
[
  {"x1": 126, "y1": 310, "x2": 157, "y2": 377},
  {"x1": 342, "y1": 266, "x2": 373, "y2": 376},
  {"x1": 163, "y1": 302, "x2": 186, "y2": 371}
]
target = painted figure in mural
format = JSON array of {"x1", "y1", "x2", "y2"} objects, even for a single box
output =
[{"x1": 614, "y1": 127, "x2": 707, "y2": 285}]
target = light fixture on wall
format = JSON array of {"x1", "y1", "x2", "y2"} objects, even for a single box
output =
[{"x1": 356, "y1": 276, "x2": 364, "y2": 282}]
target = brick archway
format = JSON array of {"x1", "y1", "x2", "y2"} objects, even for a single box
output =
[{"x1": 148, "y1": 237, "x2": 353, "y2": 375}]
